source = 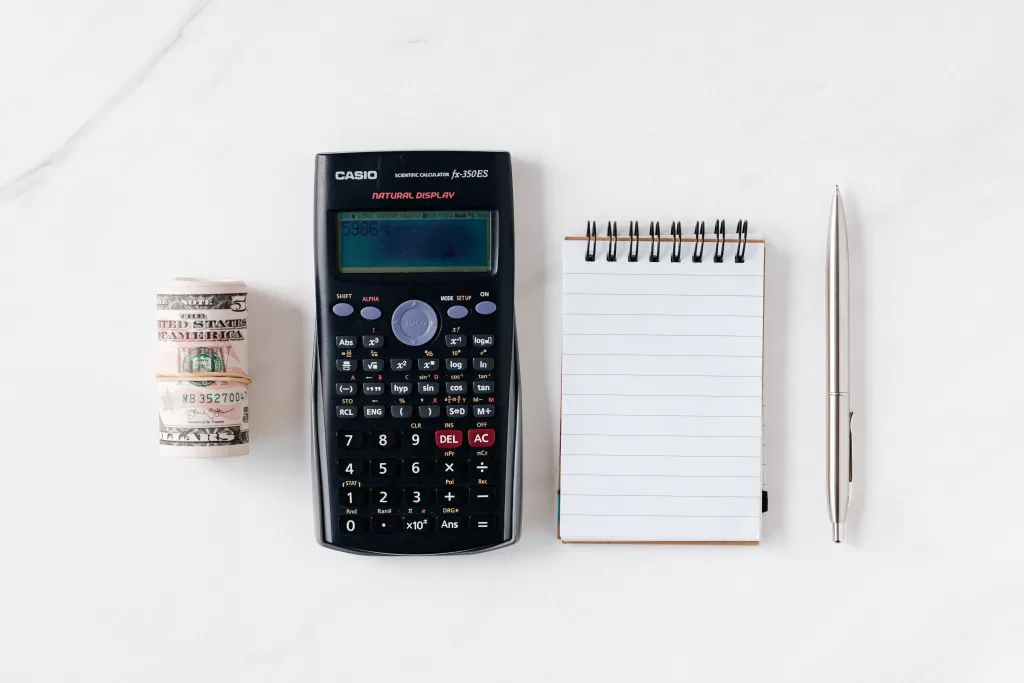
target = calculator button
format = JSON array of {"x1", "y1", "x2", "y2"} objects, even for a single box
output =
[
  {"x1": 371, "y1": 487, "x2": 400, "y2": 505},
  {"x1": 418, "y1": 405, "x2": 441, "y2": 419},
  {"x1": 363, "y1": 405, "x2": 385, "y2": 419},
  {"x1": 337, "y1": 431, "x2": 365, "y2": 449},
  {"x1": 403, "y1": 459, "x2": 433, "y2": 477},
  {"x1": 362, "y1": 335, "x2": 385, "y2": 349},
  {"x1": 446, "y1": 357, "x2": 468, "y2": 372},
  {"x1": 418, "y1": 382, "x2": 439, "y2": 395},
  {"x1": 372, "y1": 515, "x2": 401, "y2": 534},
  {"x1": 435, "y1": 429, "x2": 463, "y2": 448},
  {"x1": 438, "y1": 515, "x2": 467, "y2": 533},
  {"x1": 437, "y1": 487, "x2": 466, "y2": 505},
  {"x1": 473, "y1": 380, "x2": 494, "y2": 395},
  {"x1": 469, "y1": 486, "x2": 497, "y2": 505},
  {"x1": 361, "y1": 359, "x2": 383, "y2": 372},
  {"x1": 475, "y1": 301, "x2": 497, "y2": 315},
  {"x1": 391, "y1": 299, "x2": 439, "y2": 347},
  {"x1": 332, "y1": 302, "x2": 354, "y2": 317},
  {"x1": 360, "y1": 306, "x2": 382, "y2": 320},
  {"x1": 471, "y1": 514, "x2": 499, "y2": 531},
  {"x1": 403, "y1": 515, "x2": 433, "y2": 533},
  {"x1": 405, "y1": 487, "x2": 433, "y2": 505},
  {"x1": 473, "y1": 405, "x2": 496, "y2": 418},
  {"x1": 338, "y1": 487, "x2": 367, "y2": 505},
  {"x1": 472, "y1": 334, "x2": 495, "y2": 348},
  {"x1": 444, "y1": 334, "x2": 467, "y2": 348},
  {"x1": 370, "y1": 430, "x2": 399, "y2": 449},
  {"x1": 390, "y1": 358, "x2": 412, "y2": 372},
  {"x1": 404, "y1": 431, "x2": 429, "y2": 449},
  {"x1": 337, "y1": 459, "x2": 366, "y2": 476},
  {"x1": 390, "y1": 405, "x2": 413, "y2": 418},
  {"x1": 390, "y1": 382, "x2": 412, "y2": 396},
  {"x1": 446, "y1": 305, "x2": 469, "y2": 319},
  {"x1": 438, "y1": 458, "x2": 468, "y2": 475},
  {"x1": 336, "y1": 406, "x2": 357, "y2": 419},
  {"x1": 470, "y1": 458, "x2": 495, "y2": 476},
  {"x1": 418, "y1": 358, "x2": 439, "y2": 371},
  {"x1": 339, "y1": 516, "x2": 368, "y2": 534},
  {"x1": 335, "y1": 382, "x2": 357, "y2": 396},
  {"x1": 371, "y1": 460, "x2": 399, "y2": 478},
  {"x1": 336, "y1": 336, "x2": 357, "y2": 349},
  {"x1": 336, "y1": 359, "x2": 357, "y2": 372},
  {"x1": 363, "y1": 382, "x2": 385, "y2": 396},
  {"x1": 472, "y1": 357, "x2": 494, "y2": 371},
  {"x1": 446, "y1": 405, "x2": 469, "y2": 418},
  {"x1": 468, "y1": 428, "x2": 495, "y2": 448},
  {"x1": 446, "y1": 381, "x2": 467, "y2": 395}
]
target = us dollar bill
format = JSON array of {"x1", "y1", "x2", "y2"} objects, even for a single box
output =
[{"x1": 157, "y1": 280, "x2": 249, "y2": 457}]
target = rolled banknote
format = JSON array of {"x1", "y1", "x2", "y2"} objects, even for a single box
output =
[{"x1": 156, "y1": 279, "x2": 250, "y2": 457}]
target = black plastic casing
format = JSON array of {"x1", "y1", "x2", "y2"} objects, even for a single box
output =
[{"x1": 312, "y1": 151, "x2": 520, "y2": 555}]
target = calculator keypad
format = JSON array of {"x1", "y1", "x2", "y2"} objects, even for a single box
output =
[{"x1": 329, "y1": 295, "x2": 504, "y2": 549}]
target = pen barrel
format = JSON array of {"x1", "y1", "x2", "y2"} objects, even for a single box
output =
[
  {"x1": 826, "y1": 392, "x2": 852, "y2": 524},
  {"x1": 826, "y1": 194, "x2": 850, "y2": 394}
]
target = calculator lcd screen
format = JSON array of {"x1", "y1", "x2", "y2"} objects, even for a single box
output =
[{"x1": 337, "y1": 211, "x2": 492, "y2": 273}]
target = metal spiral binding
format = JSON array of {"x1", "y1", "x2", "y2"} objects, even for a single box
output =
[
  {"x1": 692, "y1": 221, "x2": 705, "y2": 262},
  {"x1": 735, "y1": 219, "x2": 748, "y2": 263},
  {"x1": 584, "y1": 221, "x2": 597, "y2": 261},
  {"x1": 584, "y1": 218, "x2": 749, "y2": 264},
  {"x1": 627, "y1": 221, "x2": 640, "y2": 262},
  {"x1": 713, "y1": 219, "x2": 726, "y2": 263}
]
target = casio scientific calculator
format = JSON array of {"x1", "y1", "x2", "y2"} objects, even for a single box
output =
[{"x1": 311, "y1": 151, "x2": 522, "y2": 555}]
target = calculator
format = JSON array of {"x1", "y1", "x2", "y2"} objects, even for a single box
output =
[{"x1": 311, "y1": 150, "x2": 522, "y2": 555}]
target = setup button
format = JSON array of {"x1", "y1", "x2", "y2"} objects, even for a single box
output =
[{"x1": 391, "y1": 299, "x2": 438, "y2": 347}]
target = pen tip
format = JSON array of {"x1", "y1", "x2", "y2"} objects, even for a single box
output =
[
  {"x1": 835, "y1": 185, "x2": 841, "y2": 196},
  {"x1": 832, "y1": 522, "x2": 844, "y2": 543}
]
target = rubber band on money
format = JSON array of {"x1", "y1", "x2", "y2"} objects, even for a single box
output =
[{"x1": 156, "y1": 372, "x2": 253, "y2": 386}]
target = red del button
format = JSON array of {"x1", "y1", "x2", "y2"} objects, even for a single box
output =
[
  {"x1": 435, "y1": 430, "x2": 462, "y2": 448},
  {"x1": 468, "y1": 429, "x2": 495, "y2": 448}
]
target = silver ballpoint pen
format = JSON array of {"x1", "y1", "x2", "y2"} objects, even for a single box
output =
[{"x1": 826, "y1": 186, "x2": 853, "y2": 543}]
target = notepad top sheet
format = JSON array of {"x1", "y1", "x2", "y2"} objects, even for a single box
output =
[{"x1": 559, "y1": 237, "x2": 765, "y2": 543}]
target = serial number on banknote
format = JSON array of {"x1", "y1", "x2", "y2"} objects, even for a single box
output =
[{"x1": 181, "y1": 391, "x2": 248, "y2": 404}]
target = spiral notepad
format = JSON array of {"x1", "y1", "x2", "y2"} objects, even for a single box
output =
[{"x1": 559, "y1": 221, "x2": 766, "y2": 543}]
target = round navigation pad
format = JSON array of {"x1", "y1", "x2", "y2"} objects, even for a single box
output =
[{"x1": 391, "y1": 300, "x2": 439, "y2": 346}]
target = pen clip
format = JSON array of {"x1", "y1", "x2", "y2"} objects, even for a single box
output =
[{"x1": 848, "y1": 411, "x2": 855, "y2": 505}]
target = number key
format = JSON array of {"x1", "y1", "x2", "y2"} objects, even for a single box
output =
[
  {"x1": 339, "y1": 487, "x2": 367, "y2": 506},
  {"x1": 405, "y1": 487, "x2": 433, "y2": 505},
  {"x1": 337, "y1": 459, "x2": 366, "y2": 476},
  {"x1": 404, "y1": 458, "x2": 433, "y2": 477},
  {"x1": 339, "y1": 516, "x2": 368, "y2": 534},
  {"x1": 337, "y1": 431, "x2": 365, "y2": 449},
  {"x1": 404, "y1": 431, "x2": 429, "y2": 449},
  {"x1": 370, "y1": 488, "x2": 399, "y2": 505},
  {"x1": 371, "y1": 430, "x2": 399, "y2": 449},
  {"x1": 371, "y1": 459, "x2": 399, "y2": 477}
]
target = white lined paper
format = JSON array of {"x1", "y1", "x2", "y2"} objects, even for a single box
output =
[{"x1": 559, "y1": 238, "x2": 765, "y2": 542}]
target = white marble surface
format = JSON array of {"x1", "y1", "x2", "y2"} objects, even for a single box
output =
[{"x1": 2, "y1": 1, "x2": 1023, "y2": 681}]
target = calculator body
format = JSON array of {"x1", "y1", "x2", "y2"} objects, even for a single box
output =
[{"x1": 312, "y1": 151, "x2": 521, "y2": 555}]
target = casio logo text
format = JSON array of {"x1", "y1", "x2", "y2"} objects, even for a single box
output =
[{"x1": 335, "y1": 170, "x2": 378, "y2": 180}]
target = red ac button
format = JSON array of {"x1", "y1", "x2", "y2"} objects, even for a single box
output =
[
  {"x1": 468, "y1": 429, "x2": 495, "y2": 448},
  {"x1": 435, "y1": 430, "x2": 462, "y2": 448}
]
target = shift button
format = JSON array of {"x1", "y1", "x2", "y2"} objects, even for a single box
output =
[{"x1": 332, "y1": 302, "x2": 354, "y2": 317}]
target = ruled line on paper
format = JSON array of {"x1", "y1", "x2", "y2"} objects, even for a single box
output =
[
  {"x1": 560, "y1": 513, "x2": 761, "y2": 518},
  {"x1": 563, "y1": 333, "x2": 762, "y2": 337},
  {"x1": 560, "y1": 493, "x2": 761, "y2": 499}
]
